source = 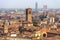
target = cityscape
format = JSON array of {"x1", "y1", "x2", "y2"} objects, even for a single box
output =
[{"x1": 0, "y1": 0, "x2": 60, "y2": 40}]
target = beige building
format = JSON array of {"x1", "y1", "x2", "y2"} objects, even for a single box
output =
[{"x1": 50, "y1": 17, "x2": 55, "y2": 23}]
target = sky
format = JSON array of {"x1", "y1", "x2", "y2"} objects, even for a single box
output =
[{"x1": 0, "y1": 0, "x2": 60, "y2": 9}]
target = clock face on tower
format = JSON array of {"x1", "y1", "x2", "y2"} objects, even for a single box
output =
[{"x1": 29, "y1": 11, "x2": 31, "y2": 14}]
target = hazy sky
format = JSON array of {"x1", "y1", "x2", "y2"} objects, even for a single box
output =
[{"x1": 0, "y1": 0, "x2": 60, "y2": 9}]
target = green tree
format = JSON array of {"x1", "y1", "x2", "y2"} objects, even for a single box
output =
[
  {"x1": 19, "y1": 26, "x2": 24, "y2": 33},
  {"x1": 33, "y1": 22, "x2": 38, "y2": 27},
  {"x1": 59, "y1": 20, "x2": 60, "y2": 23}
]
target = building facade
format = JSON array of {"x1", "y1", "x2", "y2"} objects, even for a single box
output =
[{"x1": 26, "y1": 8, "x2": 32, "y2": 23}]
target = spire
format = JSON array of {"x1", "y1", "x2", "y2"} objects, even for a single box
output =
[{"x1": 35, "y1": 2, "x2": 38, "y2": 12}]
